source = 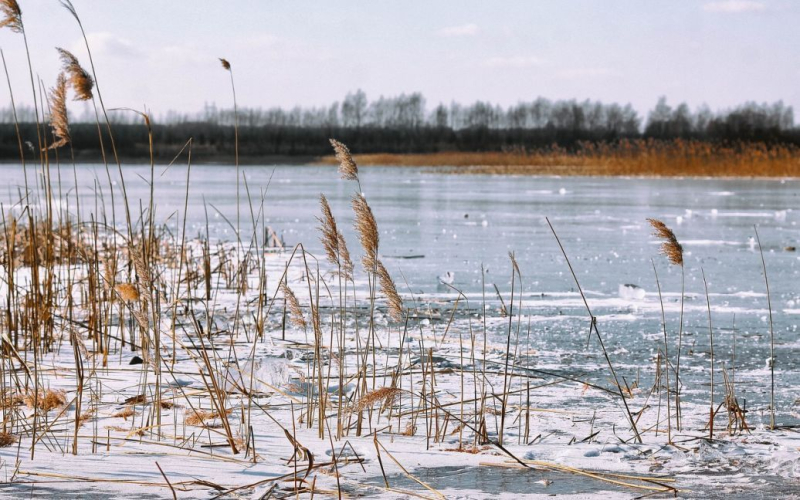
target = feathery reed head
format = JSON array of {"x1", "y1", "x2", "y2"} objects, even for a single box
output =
[
  {"x1": 56, "y1": 48, "x2": 94, "y2": 101},
  {"x1": 352, "y1": 194, "x2": 379, "y2": 272},
  {"x1": 376, "y1": 260, "x2": 404, "y2": 322},
  {"x1": 318, "y1": 194, "x2": 339, "y2": 264},
  {"x1": 115, "y1": 283, "x2": 140, "y2": 302},
  {"x1": 59, "y1": 0, "x2": 79, "y2": 22},
  {"x1": 337, "y1": 231, "x2": 354, "y2": 280},
  {"x1": 47, "y1": 73, "x2": 70, "y2": 150},
  {"x1": 0, "y1": 0, "x2": 22, "y2": 33},
  {"x1": 317, "y1": 194, "x2": 354, "y2": 280},
  {"x1": 330, "y1": 139, "x2": 359, "y2": 181},
  {"x1": 647, "y1": 218, "x2": 683, "y2": 266},
  {"x1": 280, "y1": 283, "x2": 307, "y2": 329},
  {"x1": 219, "y1": 58, "x2": 231, "y2": 70}
]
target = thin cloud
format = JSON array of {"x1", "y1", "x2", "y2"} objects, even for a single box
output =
[
  {"x1": 438, "y1": 23, "x2": 478, "y2": 37},
  {"x1": 484, "y1": 56, "x2": 547, "y2": 68},
  {"x1": 557, "y1": 67, "x2": 620, "y2": 79},
  {"x1": 80, "y1": 32, "x2": 141, "y2": 58},
  {"x1": 703, "y1": 1, "x2": 766, "y2": 13}
]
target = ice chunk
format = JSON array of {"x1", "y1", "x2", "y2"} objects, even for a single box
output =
[{"x1": 618, "y1": 283, "x2": 645, "y2": 301}]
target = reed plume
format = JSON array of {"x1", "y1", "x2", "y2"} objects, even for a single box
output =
[
  {"x1": 56, "y1": 47, "x2": 94, "y2": 101},
  {"x1": 281, "y1": 282, "x2": 306, "y2": 329},
  {"x1": 647, "y1": 218, "x2": 683, "y2": 266},
  {"x1": 376, "y1": 260, "x2": 403, "y2": 322},
  {"x1": 337, "y1": 232, "x2": 354, "y2": 280},
  {"x1": 352, "y1": 194, "x2": 379, "y2": 272},
  {"x1": 318, "y1": 194, "x2": 353, "y2": 279},
  {"x1": 115, "y1": 283, "x2": 140, "y2": 302},
  {"x1": 0, "y1": 0, "x2": 22, "y2": 33},
  {"x1": 318, "y1": 194, "x2": 340, "y2": 265},
  {"x1": 330, "y1": 139, "x2": 359, "y2": 181},
  {"x1": 219, "y1": 58, "x2": 231, "y2": 70},
  {"x1": 47, "y1": 73, "x2": 70, "y2": 150}
]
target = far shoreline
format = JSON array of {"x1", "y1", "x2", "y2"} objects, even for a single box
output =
[{"x1": 2, "y1": 150, "x2": 799, "y2": 180}]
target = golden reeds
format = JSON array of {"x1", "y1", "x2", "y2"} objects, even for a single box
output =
[
  {"x1": 320, "y1": 140, "x2": 800, "y2": 178},
  {"x1": 376, "y1": 260, "x2": 403, "y2": 322},
  {"x1": 0, "y1": 0, "x2": 22, "y2": 33},
  {"x1": 330, "y1": 139, "x2": 359, "y2": 181},
  {"x1": 47, "y1": 72, "x2": 70, "y2": 150},
  {"x1": 56, "y1": 47, "x2": 94, "y2": 101},
  {"x1": 352, "y1": 194, "x2": 379, "y2": 272},
  {"x1": 281, "y1": 282, "x2": 307, "y2": 329},
  {"x1": 647, "y1": 218, "x2": 683, "y2": 266}
]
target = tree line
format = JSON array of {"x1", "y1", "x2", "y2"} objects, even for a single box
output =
[{"x1": 0, "y1": 92, "x2": 796, "y2": 162}]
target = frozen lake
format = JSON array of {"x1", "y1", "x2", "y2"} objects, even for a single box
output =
[{"x1": 2, "y1": 163, "x2": 799, "y2": 497}]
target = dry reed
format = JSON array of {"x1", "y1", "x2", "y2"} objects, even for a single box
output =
[
  {"x1": 330, "y1": 139, "x2": 359, "y2": 181},
  {"x1": 352, "y1": 195, "x2": 379, "y2": 272},
  {"x1": 46, "y1": 72, "x2": 70, "y2": 149},
  {"x1": 56, "y1": 47, "x2": 94, "y2": 101},
  {"x1": 0, "y1": 0, "x2": 22, "y2": 33},
  {"x1": 376, "y1": 260, "x2": 403, "y2": 322},
  {"x1": 647, "y1": 218, "x2": 683, "y2": 266},
  {"x1": 317, "y1": 194, "x2": 353, "y2": 278},
  {"x1": 281, "y1": 282, "x2": 306, "y2": 329}
]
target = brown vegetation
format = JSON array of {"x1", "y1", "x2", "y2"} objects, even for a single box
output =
[{"x1": 319, "y1": 139, "x2": 800, "y2": 177}]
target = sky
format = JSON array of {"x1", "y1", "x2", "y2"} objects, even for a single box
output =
[{"x1": 1, "y1": 0, "x2": 799, "y2": 119}]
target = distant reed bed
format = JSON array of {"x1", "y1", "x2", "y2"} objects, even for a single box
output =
[{"x1": 320, "y1": 139, "x2": 800, "y2": 177}]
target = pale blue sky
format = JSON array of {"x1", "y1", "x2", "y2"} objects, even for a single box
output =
[{"x1": 1, "y1": 0, "x2": 798, "y2": 118}]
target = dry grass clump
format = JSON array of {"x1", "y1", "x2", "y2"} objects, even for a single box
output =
[
  {"x1": 353, "y1": 387, "x2": 401, "y2": 413},
  {"x1": 0, "y1": 431, "x2": 18, "y2": 447},
  {"x1": 330, "y1": 139, "x2": 359, "y2": 181},
  {"x1": 185, "y1": 408, "x2": 232, "y2": 427},
  {"x1": 56, "y1": 47, "x2": 94, "y2": 101},
  {"x1": 24, "y1": 389, "x2": 66, "y2": 412},
  {"x1": 647, "y1": 218, "x2": 683, "y2": 266},
  {"x1": 320, "y1": 139, "x2": 800, "y2": 178},
  {"x1": 77, "y1": 409, "x2": 94, "y2": 427},
  {"x1": 112, "y1": 407, "x2": 135, "y2": 420}
]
